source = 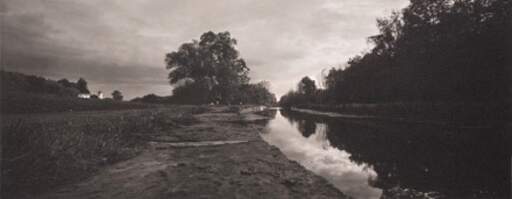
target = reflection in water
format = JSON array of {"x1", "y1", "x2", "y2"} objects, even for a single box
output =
[
  {"x1": 261, "y1": 110, "x2": 382, "y2": 199},
  {"x1": 268, "y1": 109, "x2": 510, "y2": 198},
  {"x1": 297, "y1": 120, "x2": 317, "y2": 137}
]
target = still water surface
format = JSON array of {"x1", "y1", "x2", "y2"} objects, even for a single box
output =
[{"x1": 261, "y1": 109, "x2": 509, "y2": 198}]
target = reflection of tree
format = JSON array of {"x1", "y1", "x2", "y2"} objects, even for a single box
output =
[
  {"x1": 281, "y1": 110, "x2": 320, "y2": 137},
  {"x1": 254, "y1": 109, "x2": 277, "y2": 118},
  {"x1": 280, "y1": 109, "x2": 297, "y2": 125},
  {"x1": 298, "y1": 120, "x2": 316, "y2": 137},
  {"x1": 281, "y1": 109, "x2": 329, "y2": 124},
  {"x1": 255, "y1": 109, "x2": 277, "y2": 126}
]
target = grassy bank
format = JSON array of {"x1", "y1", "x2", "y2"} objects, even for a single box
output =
[
  {"x1": 293, "y1": 102, "x2": 506, "y2": 125},
  {"x1": 1, "y1": 106, "x2": 208, "y2": 198},
  {"x1": 1, "y1": 92, "x2": 156, "y2": 114}
]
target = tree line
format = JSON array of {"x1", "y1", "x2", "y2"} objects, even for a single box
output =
[
  {"x1": 281, "y1": 0, "x2": 510, "y2": 107},
  {"x1": 1, "y1": 71, "x2": 89, "y2": 97},
  {"x1": 1, "y1": 71, "x2": 124, "y2": 101}
]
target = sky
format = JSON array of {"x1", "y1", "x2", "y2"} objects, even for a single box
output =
[{"x1": 1, "y1": 0, "x2": 409, "y2": 100}]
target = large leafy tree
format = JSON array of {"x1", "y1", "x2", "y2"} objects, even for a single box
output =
[
  {"x1": 165, "y1": 31, "x2": 250, "y2": 104},
  {"x1": 298, "y1": 76, "x2": 317, "y2": 97}
]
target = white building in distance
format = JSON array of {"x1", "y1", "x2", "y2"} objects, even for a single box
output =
[{"x1": 77, "y1": 93, "x2": 90, "y2": 99}]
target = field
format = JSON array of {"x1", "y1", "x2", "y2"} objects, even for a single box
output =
[
  {"x1": 1, "y1": 92, "x2": 156, "y2": 114},
  {"x1": 1, "y1": 106, "x2": 208, "y2": 198}
]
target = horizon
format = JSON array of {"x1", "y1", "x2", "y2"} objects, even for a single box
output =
[{"x1": 2, "y1": 0, "x2": 409, "y2": 100}]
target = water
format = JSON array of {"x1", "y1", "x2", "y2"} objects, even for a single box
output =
[{"x1": 261, "y1": 109, "x2": 510, "y2": 198}]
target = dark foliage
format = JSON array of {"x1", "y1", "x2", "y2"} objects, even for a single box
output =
[
  {"x1": 234, "y1": 82, "x2": 277, "y2": 106},
  {"x1": 112, "y1": 90, "x2": 123, "y2": 101},
  {"x1": 76, "y1": 78, "x2": 90, "y2": 94},
  {"x1": 279, "y1": 76, "x2": 320, "y2": 107},
  {"x1": 58, "y1": 78, "x2": 90, "y2": 94},
  {"x1": 165, "y1": 31, "x2": 276, "y2": 105},
  {"x1": 280, "y1": 0, "x2": 510, "y2": 112},
  {"x1": 1, "y1": 71, "x2": 81, "y2": 97},
  {"x1": 131, "y1": 93, "x2": 171, "y2": 104},
  {"x1": 1, "y1": 71, "x2": 152, "y2": 114}
]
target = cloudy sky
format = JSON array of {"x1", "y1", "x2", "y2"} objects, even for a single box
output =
[{"x1": 1, "y1": 0, "x2": 409, "y2": 99}]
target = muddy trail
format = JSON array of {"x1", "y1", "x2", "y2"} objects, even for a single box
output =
[{"x1": 36, "y1": 106, "x2": 347, "y2": 199}]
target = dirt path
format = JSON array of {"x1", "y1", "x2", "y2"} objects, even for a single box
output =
[{"x1": 37, "y1": 106, "x2": 347, "y2": 199}]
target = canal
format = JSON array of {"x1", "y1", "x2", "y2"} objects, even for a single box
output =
[{"x1": 261, "y1": 109, "x2": 509, "y2": 198}]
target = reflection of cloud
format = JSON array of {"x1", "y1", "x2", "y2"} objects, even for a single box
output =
[
  {"x1": 262, "y1": 111, "x2": 382, "y2": 199},
  {"x1": 3, "y1": 0, "x2": 408, "y2": 98}
]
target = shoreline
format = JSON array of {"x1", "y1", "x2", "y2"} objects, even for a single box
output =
[
  {"x1": 289, "y1": 107, "x2": 496, "y2": 129},
  {"x1": 26, "y1": 106, "x2": 348, "y2": 199}
]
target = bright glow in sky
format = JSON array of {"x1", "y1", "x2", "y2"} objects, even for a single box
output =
[{"x1": 2, "y1": 0, "x2": 409, "y2": 99}]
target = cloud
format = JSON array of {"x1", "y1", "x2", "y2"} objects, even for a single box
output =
[{"x1": 2, "y1": 0, "x2": 408, "y2": 99}]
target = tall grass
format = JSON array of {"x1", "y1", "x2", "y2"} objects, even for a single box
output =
[{"x1": 1, "y1": 109, "x2": 174, "y2": 198}]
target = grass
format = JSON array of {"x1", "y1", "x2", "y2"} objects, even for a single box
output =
[
  {"x1": 1, "y1": 106, "x2": 209, "y2": 198},
  {"x1": 1, "y1": 92, "x2": 155, "y2": 114}
]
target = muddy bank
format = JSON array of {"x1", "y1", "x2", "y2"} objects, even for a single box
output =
[
  {"x1": 292, "y1": 102, "x2": 505, "y2": 127},
  {"x1": 290, "y1": 106, "x2": 498, "y2": 129},
  {"x1": 33, "y1": 106, "x2": 347, "y2": 199}
]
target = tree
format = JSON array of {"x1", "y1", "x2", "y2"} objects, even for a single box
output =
[
  {"x1": 57, "y1": 79, "x2": 73, "y2": 88},
  {"x1": 165, "y1": 31, "x2": 250, "y2": 104},
  {"x1": 314, "y1": 0, "x2": 510, "y2": 103},
  {"x1": 236, "y1": 81, "x2": 277, "y2": 105},
  {"x1": 131, "y1": 94, "x2": 170, "y2": 104},
  {"x1": 278, "y1": 0, "x2": 510, "y2": 108},
  {"x1": 171, "y1": 80, "x2": 212, "y2": 104},
  {"x1": 76, "y1": 78, "x2": 90, "y2": 94},
  {"x1": 298, "y1": 76, "x2": 317, "y2": 96},
  {"x1": 112, "y1": 90, "x2": 123, "y2": 101}
]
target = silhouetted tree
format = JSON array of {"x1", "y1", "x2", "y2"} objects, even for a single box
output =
[
  {"x1": 236, "y1": 81, "x2": 277, "y2": 105},
  {"x1": 76, "y1": 78, "x2": 90, "y2": 94},
  {"x1": 298, "y1": 77, "x2": 316, "y2": 95},
  {"x1": 112, "y1": 90, "x2": 123, "y2": 101},
  {"x1": 165, "y1": 31, "x2": 250, "y2": 104}
]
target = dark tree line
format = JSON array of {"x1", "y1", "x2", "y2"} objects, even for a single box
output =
[
  {"x1": 165, "y1": 31, "x2": 276, "y2": 105},
  {"x1": 281, "y1": 0, "x2": 510, "y2": 107},
  {"x1": 280, "y1": 76, "x2": 320, "y2": 107},
  {"x1": 57, "y1": 78, "x2": 90, "y2": 94},
  {"x1": 0, "y1": 71, "x2": 90, "y2": 97}
]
